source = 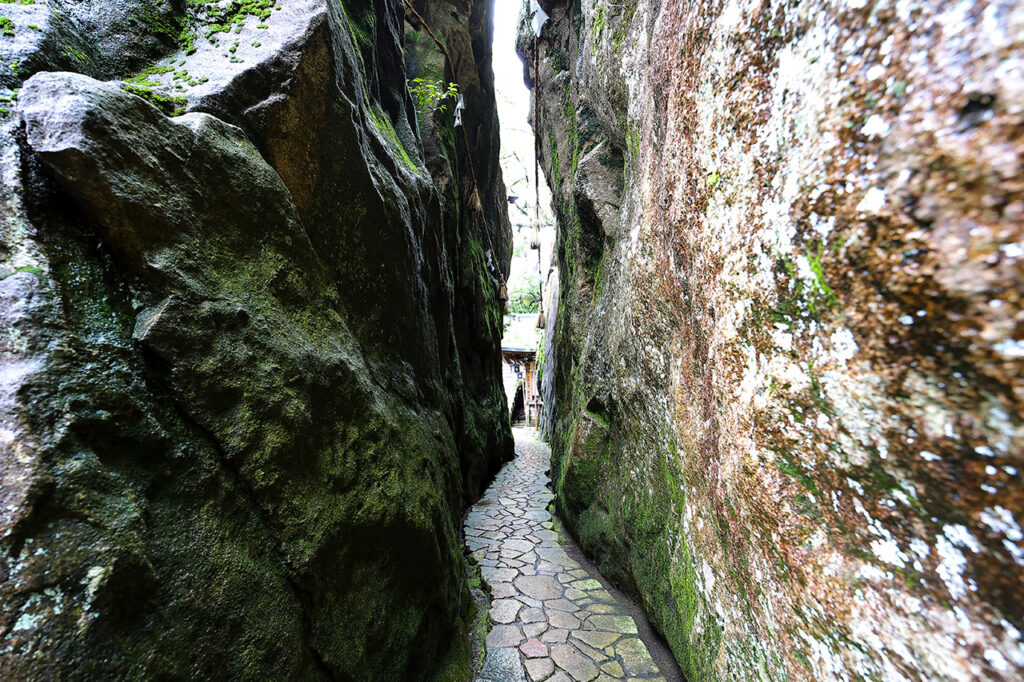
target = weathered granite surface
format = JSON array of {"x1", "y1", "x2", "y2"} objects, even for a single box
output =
[
  {"x1": 0, "y1": 0, "x2": 511, "y2": 678},
  {"x1": 523, "y1": 0, "x2": 1024, "y2": 679}
]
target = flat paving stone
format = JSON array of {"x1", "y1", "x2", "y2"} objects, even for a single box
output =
[
  {"x1": 515, "y1": 574, "x2": 565, "y2": 600},
  {"x1": 544, "y1": 598, "x2": 580, "y2": 612},
  {"x1": 466, "y1": 430, "x2": 661, "y2": 682},
  {"x1": 551, "y1": 643, "x2": 599, "y2": 682},
  {"x1": 520, "y1": 607, "x2": 547, "y2": 623},
  {"x1": 492, "y1": 582, "x2": 518, "y2": 599},
  {"x1": 585, "y1": 615, "x2": 638, "y2": 634},
  {"x1": 616, "y1": 637, "x2": 658, "y2": 675},
  {"x1": 520, "y1": 638, "x2": 548, "y2": 658},
  {"x1": 505, "y1": 538, "x2": 537, "y2": 553},
  {"x1": 524, "y1": 621, "x2": 548, "y2": 638},
  {"x1": 483, "y1": 566, "x2": 520, "y2": 583},
  {"x1": 479, "y1": 646, "x2": 528, "y2": 682},
  {"x1": 548, "y1": 610, "x2": 582, "y2": 630},
  {"x1": 525, "y1": 657, "x2": 555, "y2": 681},
  {"x1": 600, "y1": 659, "x2": 625, "y2": 677},
  {"x1": 573, "y1": 631, "x2": 622, "y2": 649},
  {"x1": 541, "y1": 628, "x2": 569, "y2": 644},
  {"x1": 491, "y1": 599, "x2": 523, "y2": 624},
  {"x1": 570, "y1": 637, "x2": 609, "y2": 664},
  {"x1": 487, "y1": 624, "x2": 525, "y2": 647},
  {"x1": 586, "y1": 603, "x2": 617, "y2": 614}
]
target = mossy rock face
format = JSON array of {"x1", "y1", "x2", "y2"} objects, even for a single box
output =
[
  {"x1": 0, "y1": 0, "x2": 182, "y2": 82},
  {"x1": 525, "y1": 0, "x2": 1024, "y2": 680},
  {"x1": 1, "y1": 0, "x2": 512, "y2": 678},
  {"x1": 559, "y1": 413, "x2": 611, "y2": 518}
]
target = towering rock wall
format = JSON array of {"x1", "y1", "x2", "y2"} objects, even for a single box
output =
[
  {"x1": 0, "y1": 0, "x2": 511, "y2": 678},
  {"x1": 524, "y1": 0, "x2": 1024, "y2": 679}
]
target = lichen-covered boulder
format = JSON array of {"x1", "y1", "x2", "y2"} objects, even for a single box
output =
[{"x1": 526, "y1": 0, "x2": 1024, "y2": 679}]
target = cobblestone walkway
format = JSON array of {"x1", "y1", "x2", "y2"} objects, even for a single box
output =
[{"x1": 465, "y1": 430, "x2": 665, "y2": 682}]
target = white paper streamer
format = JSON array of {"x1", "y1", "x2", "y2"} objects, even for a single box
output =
[
  {"x1": 453, "y1": 93, "x2": 465, "y2": 127},
  {"x1": 530, "y1": 0, "x2": 549, "y2": 37}
]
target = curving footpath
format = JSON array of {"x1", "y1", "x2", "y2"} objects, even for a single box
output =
[{"x1": 465, "y1": 430, "x2": 666, "y2": 682}]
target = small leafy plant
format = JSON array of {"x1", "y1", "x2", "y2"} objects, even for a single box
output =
[{"x1": 408, "y1": 78, "x2": 458, "y2": 116}]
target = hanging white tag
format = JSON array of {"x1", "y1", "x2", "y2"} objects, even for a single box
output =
[
  {"x1": 454, "y1": 93, "x2": 465, "y2": 126},
  {"x1": 530, "y1": 0, "x2": 549, "y2": 37}
]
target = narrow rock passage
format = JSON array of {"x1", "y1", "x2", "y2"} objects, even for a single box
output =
[{"x1": 465, "y1": 430, "x2": 665, "y2": 682}]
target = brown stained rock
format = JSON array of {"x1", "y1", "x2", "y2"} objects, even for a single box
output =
[{"x1": 520, "y1": 638, "x2": 549, "y2": 658}]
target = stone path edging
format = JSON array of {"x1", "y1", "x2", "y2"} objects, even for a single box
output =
[{"x1": 465, "y1": 430, "x2": 666, "y2": 682}]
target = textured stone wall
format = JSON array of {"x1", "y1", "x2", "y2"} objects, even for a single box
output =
[
  {"x1": 524, "y1": 0, "x2": 1024, "y2": 679},
  {"x1": 0, "y1": 0, "x2": 510, "y2": 678}
]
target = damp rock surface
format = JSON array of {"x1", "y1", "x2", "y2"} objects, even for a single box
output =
[{"x1": 524, "y1": 0, "x2": 1024, "y2": 680}]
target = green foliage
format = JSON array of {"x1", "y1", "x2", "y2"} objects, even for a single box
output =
[
  {"x1": 408, "y1": 78, "x2": 458, "y2": 118},
  {"x1": 0, "y1": 16, "x2": 14, "y2": 36},
  {"x1": 509, "y1": 280, "x2": 541, "y2": 314}
]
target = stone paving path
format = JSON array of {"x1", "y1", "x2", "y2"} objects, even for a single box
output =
[{"x1": 465, "y1": 430, "x2": 665, "y2": 682}]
